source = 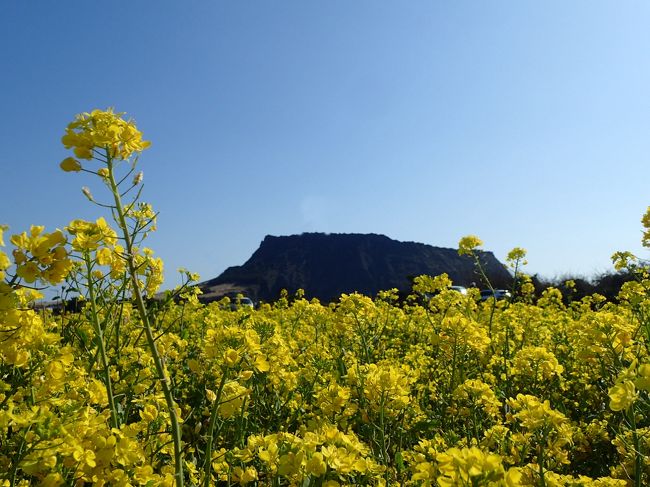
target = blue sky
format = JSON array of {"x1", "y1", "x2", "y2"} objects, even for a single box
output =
[{"x1": 2, "y1": 1, "x2": 649, "y2": 291}]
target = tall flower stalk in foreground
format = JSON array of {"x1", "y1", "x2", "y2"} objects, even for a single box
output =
[
  {"x1": 458, "y1": 235, "x2": 499, "y2": 342},
  {"x1": 60, "y1": 109, "x2": 184, "y2": 486}
]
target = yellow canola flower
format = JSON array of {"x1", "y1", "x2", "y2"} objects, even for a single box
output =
[
  {"x1": 506, "y1": 247, "x2": 527, "y2": 264},
  {"x1": 608, "y1": 380, "x2": 637, "y2": 412},
  {"x1": 133, "y1": 465, "x2": 156, "y2": 485},
  {"x1": 362, "y1": 363, "x2": 412, "y2": 412},
  {"x1": 511, "y1": 346, "x2": 564, "y2": 381},
  {"x1": 16, "y1": 262, "x2": 39, "y2": 283},
  {"x1": 315, "y1": 383, "x2": 352, "y2": 416},
  {"x1": 231, "y1": 466, "x2": 258, "y2": 485},
  {"x1": 59, "y1": 156, "x2": 82, "y2": 172},
  {"x1": 635, "y1": 364, "x2": 650, "y2": 391},
  {"x1": 218, "y1": 381, "x2": 250, "y2": 418},
  {"x1": 224, "y1": 348, "x2": 240, "y2": 367},
  {"x1": 87, "y1": 378, "x2": 108, "y2": 406},
  {"x1": 4, "y1": 346, "x2": 30, "y2": 367},
  {"x1": 507, "y1": 394, "x2": 569, "y2": 432},
  {"x1": 206, "y1": 388, "x2": 217, "y2": 403},
  {"x1": 8, "y1": 226, "x2": 71, "y2": 285},
  {"x1": 452, "y1": 379, "x2": 502, "y2": 418},
  {"x1": 11, "y1": 226, "x2": 65, "y2": 258},
  {"x1": 187, "y1": 359, "x2": 201, "y2": 373},
  {"x1": 67, "y1": 217, "x2": 117, "y2": 251},
  {"x1": 642, "y1": 206, "x2": 650, "y2": 248},
  {"x1": 278, "y1": 450, "x2": 305, "y2": 477},
  {"x1": 240, "y1": 370, "x2": 254, "y2": 381},
  {"x1": 253, "y1": 354, "x2": 270, "y2": 373},
  {"x1": 244, "y1": 329, "x2": 262, "y2": 353},
  {"x1": 61, "y1": 108, "x2": 151, "y2": 161},
  {"x1": 412, "y1": 273, "x2": 452, "y2": 294},
  {"x1": 306, "y1": 452, "x2": 327, "y2": 476},
  {"x1": 139, "y1": 404, "x2": 159, "y2": 422},
  {"x1": 611, "y1": 251, "x2": 637, "y2": 271},
  {"x1": 321, "y1": 445, "x2": 367, "y2": 475},
  {"x1": 0, "y1": 224, "x2": 7, "y2": 246},
  {"x1": 95, "y1": 247, "x2": 113, "y2": 266},
  {"x1": 0, "y1": 251, "x2": 9, "y2": 280},
  {"x1": 436, "y1": 447, "x2": 521, "y2": 486},
  {"x1": 458, "y1": 235, "x2": 483, "y2": 256},
  {"x1": 411, "y1": 461, "x2": 437, "y2": 483},
  {"x1": 40, "y1": 473, "x2": 64, "y2": 487}
]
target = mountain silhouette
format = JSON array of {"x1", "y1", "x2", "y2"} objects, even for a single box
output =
[{"x1": 200, "y1": 232, "x2": 512, "y2": 303}]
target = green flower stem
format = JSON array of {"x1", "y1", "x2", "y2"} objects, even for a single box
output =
[
  {"x1": 537, "y1": 431, "x2": 547, "y2": 487},
  {"x1": 106, "y1": 155, "x2": 184, "y2": 487},
  {"x1": 9, "y1": 428, "x2": 28, "y2": 487},
  {"x1": 203, "y1": 367, "x2": 230, "y2": 487},
  {"x1": 473, "y1": 253, "x2": 498, "y2": 349},
  {"x1": 84, "y1": 253, "x2": 119, "y2": 429},
  {"x1": 629, "y1": 408, "x2": 642, "y2": 487},
  {"x1": 378, "y1": 397, "x2": 390, "y2": 485}
]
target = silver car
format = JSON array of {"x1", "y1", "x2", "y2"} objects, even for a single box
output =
[
  {"x1": 479, "y1": 289, "x2": 511, "y2": 301},
  {"x1": 229, "y1": 296, "x2": 255, "y2": 310}
]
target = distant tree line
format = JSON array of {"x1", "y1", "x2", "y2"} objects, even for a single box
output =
[{"x1": 528, "y1": 269, "x2": 638, "y2": 303}]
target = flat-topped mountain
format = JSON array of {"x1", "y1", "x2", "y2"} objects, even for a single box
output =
[{"x1": 200, "y1": 232, "x2": 512, "y2": 303}]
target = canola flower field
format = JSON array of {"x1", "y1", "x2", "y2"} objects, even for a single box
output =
[{"x1": 1, "y1": 110, "x2": 649, "y2": 486}]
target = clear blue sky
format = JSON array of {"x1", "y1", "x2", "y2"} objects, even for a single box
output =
[{"x1": 2, "y1": 1, "x2": 649, "y2": 291}]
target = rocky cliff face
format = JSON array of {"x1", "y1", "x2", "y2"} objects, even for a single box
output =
[{"x1": 201, "y1": 233, "x2": 512, "y2": 303}]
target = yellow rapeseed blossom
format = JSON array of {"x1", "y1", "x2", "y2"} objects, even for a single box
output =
[
  {"x1": 458, "y1": 235, "x2": 483, "y2": 256},
  {"x1": 436, "y1": 447, "x2": 521, "y2": 486},
  {"x1": 67, "y1": 217, "x2": 117, "y2": 251},
  {"x1": 506, "y1": 247, "x2": 527, "y2": 265},
  {"x1": 0, "y1": 224, "x2": 7, "y2": 249},
  {"x1": 61, "y1": 108, "x2": 150, "y2": 160},
  {"x1": 507, "y1": 394, "x2": 569, "y2": 432},
  {"x1": 635, "y1": 364, "x2": 650, "y2": 391},
  {"x1": 361, "y1": 363, "x2": 412, "y2": 413},
  {"x1": 306, "y1": 452, "x2": 327, "y2": 476},
  {"x1": 7, "y1": 110, "x2": 650, "y2": 486},
  {"x1": 611, "y1": 251, "x2": 637, "y2": 271},
  {"x1": 608, "y1": 381, "x2": 637, "y2": 412},
  {"x1": 231, "y1": 466, "x2": 258, "y2": 485},
  {"x1": 253, "y1": 354, "x2": 270, "y2": 373},
  {"x1": 218, "y1": 381, "x2": 250, "y2": 418},
  {"x1": 315, "y1": 383, "x2": 353, "y2": 417},
  {"x1": 511, "y1": 346, "x2": 564, "y2": 381},
  {"x1": 0, "y1": 250, "x2": 9, "y2": 281},
  {"x1": 412, "y1": 273, "x2": 452, "y2": 295},
  {"x1": 642, "y1": 206, "x2": 650, "y2": 248},
  {"x1": 9, "y1": 226, "x2": 72, "y2": 285},
  {"x1": 224, "y1": 348, "x2": 240, "y2": 367},
  {"x1": 59, "y1": 156, "x2": 82, "y2": 172},
  {"x1": 452, "y1": 379, "x2": 502, "y2": 418}
]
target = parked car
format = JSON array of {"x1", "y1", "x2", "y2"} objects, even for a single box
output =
[
  {"x1": 229, "y1": 296, "x2": 255, "y2": 310},
  {"x1": 480, "y1": 289, "x2": 511, "y2": 301},
  {"x1": 450, "y1": 285, "x2": 468, "y2": 295}
]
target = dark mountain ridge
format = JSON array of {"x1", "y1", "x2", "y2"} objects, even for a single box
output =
[{"x1": 201, "y1": 232, "x2": 512, "y2": 303}]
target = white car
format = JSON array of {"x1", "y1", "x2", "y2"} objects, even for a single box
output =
[
  {"x1": 480, "y1": 289, "x2": 511, "y2": 301},
  {"x1": 450, "y1": 286, "x2": 468, "y2": 295}
]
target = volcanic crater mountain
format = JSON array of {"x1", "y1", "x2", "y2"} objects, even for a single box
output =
[{"x1": 200, "y1": 233, "x2": 513, "y2": 303}]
